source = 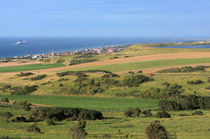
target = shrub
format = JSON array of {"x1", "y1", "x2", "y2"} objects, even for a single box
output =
[
  {"x1": 10, "y1": 85, "x2": 38, "y2": 95},
  {"x1": 71, "y1": 121, "x2": 88, "y2": 139},
  {"x1": 157, "y1": 65, "x2": 207, "y2": 73},
  {"x1": 30, "y1": 107, "x2": 103, "y2": 122},
  {"x1": 124, "y1": 107, "x2": 141, "y2": 117},
  {"x1": 0, "y1": 98, "x2": 9, "y2": 103},
  {"x1": 19, "y1": 101, "x2": 32, "y2": 111},
  {"x1": 145, "y1": 120, "x2": 168, "y2": 139},
  {"x1": 17, "y1": 72, "x2": 34, "y2": 77},
  {"x1": 0, "y1": 112, "x2": 13, "y2": 119},
  {"x1": 122, "y1": 75, "x2": 152, "y2": 87},
  {"x1": 187, "y1": 80, "x2": 204, "y2": 85},
  {"x1": 178, "y1": 113, "x2": 189, "y2": 116},
  {"x1": 156, "y1": 111, "x2": 171, "y2": 118},
  {"x1": 192, "y1": 111, "x2": 204, "y2": 116},
  {"x1": 101, "y1": 73, "x2": 120, "y2": 78},
  {"x1": 137, "y1": 70, "x2": 143, "y2": 73},
  {"x1": 142, "y1": 110, "x2": 153, "y2": 117},
  {"x1": 46, "y1": 118, "x2": 56, "y2": 125},
  {"x1": 26, "y1": 125, "x2": 41, "y2": 133},
  {"x1": 158, "y1": 100, "x2": 181, "y2": 111},
  {"x1": 161, "y1": 82, "x2": 170, "y2": 88},
  {"x1": 12, "y1": 116, "x2": 27, "y2": 122},
  {"x1": 70, "y1": 59, "x2": 96, "y2": 65},
  {"x1": 31, "y1": 74, "x2": 47, "y2": 80}
]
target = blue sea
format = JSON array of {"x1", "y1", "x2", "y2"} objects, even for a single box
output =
[{"x1": 0, "y1": 37, "x2": 199, "y2": 58}]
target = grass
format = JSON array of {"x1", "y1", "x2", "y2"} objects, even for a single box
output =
[
  {"x1": 69, "y1": 58, "x2": 210, "y2": 72},
  {"x1": 0, "y1": 95, "x2": 159, "y2": 112},
  {"x1": 0, "y1": 63, "x2": 65, "y2": 73},
  {"x1": 0, "y1": 102, "x2": 209, "y2": 139}
]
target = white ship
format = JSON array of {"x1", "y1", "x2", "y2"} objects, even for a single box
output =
[{"x1": 16, "y1": 40, "x2": 27, "y2": 45}]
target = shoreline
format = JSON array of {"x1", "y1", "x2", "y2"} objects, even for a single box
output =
[{"x1": 1, "y1": 40, "x2": 210, "y2": 60}]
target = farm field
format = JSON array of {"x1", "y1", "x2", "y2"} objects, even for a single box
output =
[
  {"x1": 0, "y1": 44, "x2": 210, "y2": 139},
  {"x1": 0, "y1": 63, "x2": 65, "y2": 73}
]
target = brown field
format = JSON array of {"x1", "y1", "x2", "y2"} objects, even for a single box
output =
[{"x1": 1, "y1": 52, "x2": 210, "y2": 75}]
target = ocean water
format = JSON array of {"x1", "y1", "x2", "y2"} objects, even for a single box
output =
[
  {"x1": 157, "y1": 45, "x2": 210, "y2": 49},
  {"x1": 0, "y1": 37, "x2": 183, "y2": 58}
]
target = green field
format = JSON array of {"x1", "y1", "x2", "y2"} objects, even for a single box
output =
[
  {"x1": 70, "y1": 58, "x2": 210, "y2": 72},
  {"x1": 0, "y1": 63, "x2": 65, "y2": 73},
  {"x1": 0, "y1": 95, "x2": 159, "y2": 112},
  {"x1": 0, "y1": 96, "x2": 209, "y2": 139}
]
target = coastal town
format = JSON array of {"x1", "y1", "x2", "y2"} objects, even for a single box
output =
[{"x1": 13, "y1": 45, "x2": 127, "y2": 59}]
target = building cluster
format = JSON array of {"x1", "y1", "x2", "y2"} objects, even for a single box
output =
[{"x1": 14, "y1": 45, "x2": 125, "y2": 59}]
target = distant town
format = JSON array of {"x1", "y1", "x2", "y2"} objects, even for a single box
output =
[{"x1": 13, "y1": 45, "x2": 128, "y2": 60}]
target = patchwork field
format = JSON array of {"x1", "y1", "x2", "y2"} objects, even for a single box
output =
[{"x1": 0, "y1": 44, "x2": 210, "y2": 139}]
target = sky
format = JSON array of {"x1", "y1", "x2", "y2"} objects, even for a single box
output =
[{"x1": 0, "y1": 0, "x2": 210, "y2": 38}]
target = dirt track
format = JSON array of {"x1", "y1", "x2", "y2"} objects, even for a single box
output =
[{"x1": 1, "y1": 52, "x2": 210, "y2": 75}]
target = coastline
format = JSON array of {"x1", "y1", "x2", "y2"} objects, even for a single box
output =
[{"x1": 1, "y1": 40, "x2": 210, "y2": 60}]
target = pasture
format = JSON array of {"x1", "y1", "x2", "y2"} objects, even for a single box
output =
[{"x1": 0, "y1": 63, "x2": 65, "y2": 73}]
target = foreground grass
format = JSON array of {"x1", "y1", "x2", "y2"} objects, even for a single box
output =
[
  {"x1": 69, "y1": 58, "x2": 210, "y2": 72},
  {"x1": 0, "y1": 63, "x2": 65, "y2": 73},
  {"x1": 0, "y1": 103, "x2": 209, "y2": 139},
  {"x1": 0, "y1": 95, "x2": 159, "y2": 112}
]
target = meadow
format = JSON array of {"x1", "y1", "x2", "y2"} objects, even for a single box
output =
[
  {"x1": 0, "y1": 63, "x2": 65, "y2": 73},
  {"x1": 0, "y1": 44, "x2": 210, "y2": 139}
]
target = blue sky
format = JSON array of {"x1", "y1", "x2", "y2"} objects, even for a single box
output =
[{"x1": 0, "y1": 0, "x2": 210, "y2": 38}]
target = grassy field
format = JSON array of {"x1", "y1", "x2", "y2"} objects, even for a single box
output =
[
  {"x1": 0, "y1": 63, "x2": 65, "y2": 73},
  {"x1": 69, "y1": 58, "x2": 210, "y2": 72},
  {"x1": 1, "y1": 45, "x2": 210, "y2": 139},
  {"x1": 0, "y1": 95, "x2": 159, "y2": 112},
  {"x1": 0, "y1": 98, "x2": 209, "y2": 139}
]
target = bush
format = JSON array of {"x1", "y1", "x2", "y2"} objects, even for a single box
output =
[
  {"x1": 187, "y1": 80, "x2": 204, "y2": 85},
  {"x1": 124, "y1": 107, "x2": 141, "y2": 117},
  {"x1": 71, "y1": 121, "x2": 87, "y2": 139},
  {"x1": 10, "y1": 85, "x2": 38, "y2": 95},
  {"x1": 12, "y1": 116, "x2": 27, "y2": 122},
  {"x1": 161, "y1": 82, "x2": 170, "y2": 88},
  {"x1": 157, "y1": 65, "x2": 207, "y2": 73},
  {"x1": 26, "y1": 125, "x2": 41, "y2": 133},
  {"x1": 0, "y1": 98, "x2": 9, "y2": 103},
  {"x1": 19, "y1": 101, "x2": 32, "y2": 111},
  {"x1": 30, "y1": 107, "x2": 103, "y2": 122},
  {"x1": 137, "y1": 70, "x2": 143, "y2": 73},
  {"x1": 142, "y1": 110, "x2": 153, "y2": 117},
  {"x1": 192, "y1": 111, "x2": 204, "y2": 116},
  {"x1": 145, "y1": 120, "x2": 168, "y2": 139},
  {"x1": 17, "y1": 72, "x2": 34, "y2": 77},
  {"x1": 158, "y1": 100, "x2": 181, "y2": 111},
  {"x1": 0, "y1": 112, "x2": 13, "y2": 119},
  {"x1": 122, "y1": 75, "x2": 152, "y2": 87},
  {"x1": 70, "y1": 59, "x2": 97, "y2": 65},
  {"x1": 156, "y1": 111, "x2": 171, "y2": 118},
  {"x1": 46, "y1": 118, "x2": 56, "y2": 125},
  {"x1": 101, "y1": 73, "x2": 120, "y2": 78},
  {"x1": 31, "y1": 74, "x2": 47, "y2": 81}
]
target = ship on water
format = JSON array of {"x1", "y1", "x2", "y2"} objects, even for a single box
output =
[{"x1": 16, "y1": 40, "x2": 27, "y2": 45}]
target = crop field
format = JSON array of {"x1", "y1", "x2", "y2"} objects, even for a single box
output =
[
  {"x1": 70, "y1": 58, "x2": 210, "y2": 72},
  {"x1": 0, "y1": 63, "x2": 65, "y2": 73},
  {"x1": 0, "y1": 95, "x2": 159, "y2": 112}
]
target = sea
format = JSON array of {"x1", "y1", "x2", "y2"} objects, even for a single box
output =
[{"x1": 0, "y1": 37, "x2": 207, "y2": 58}]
